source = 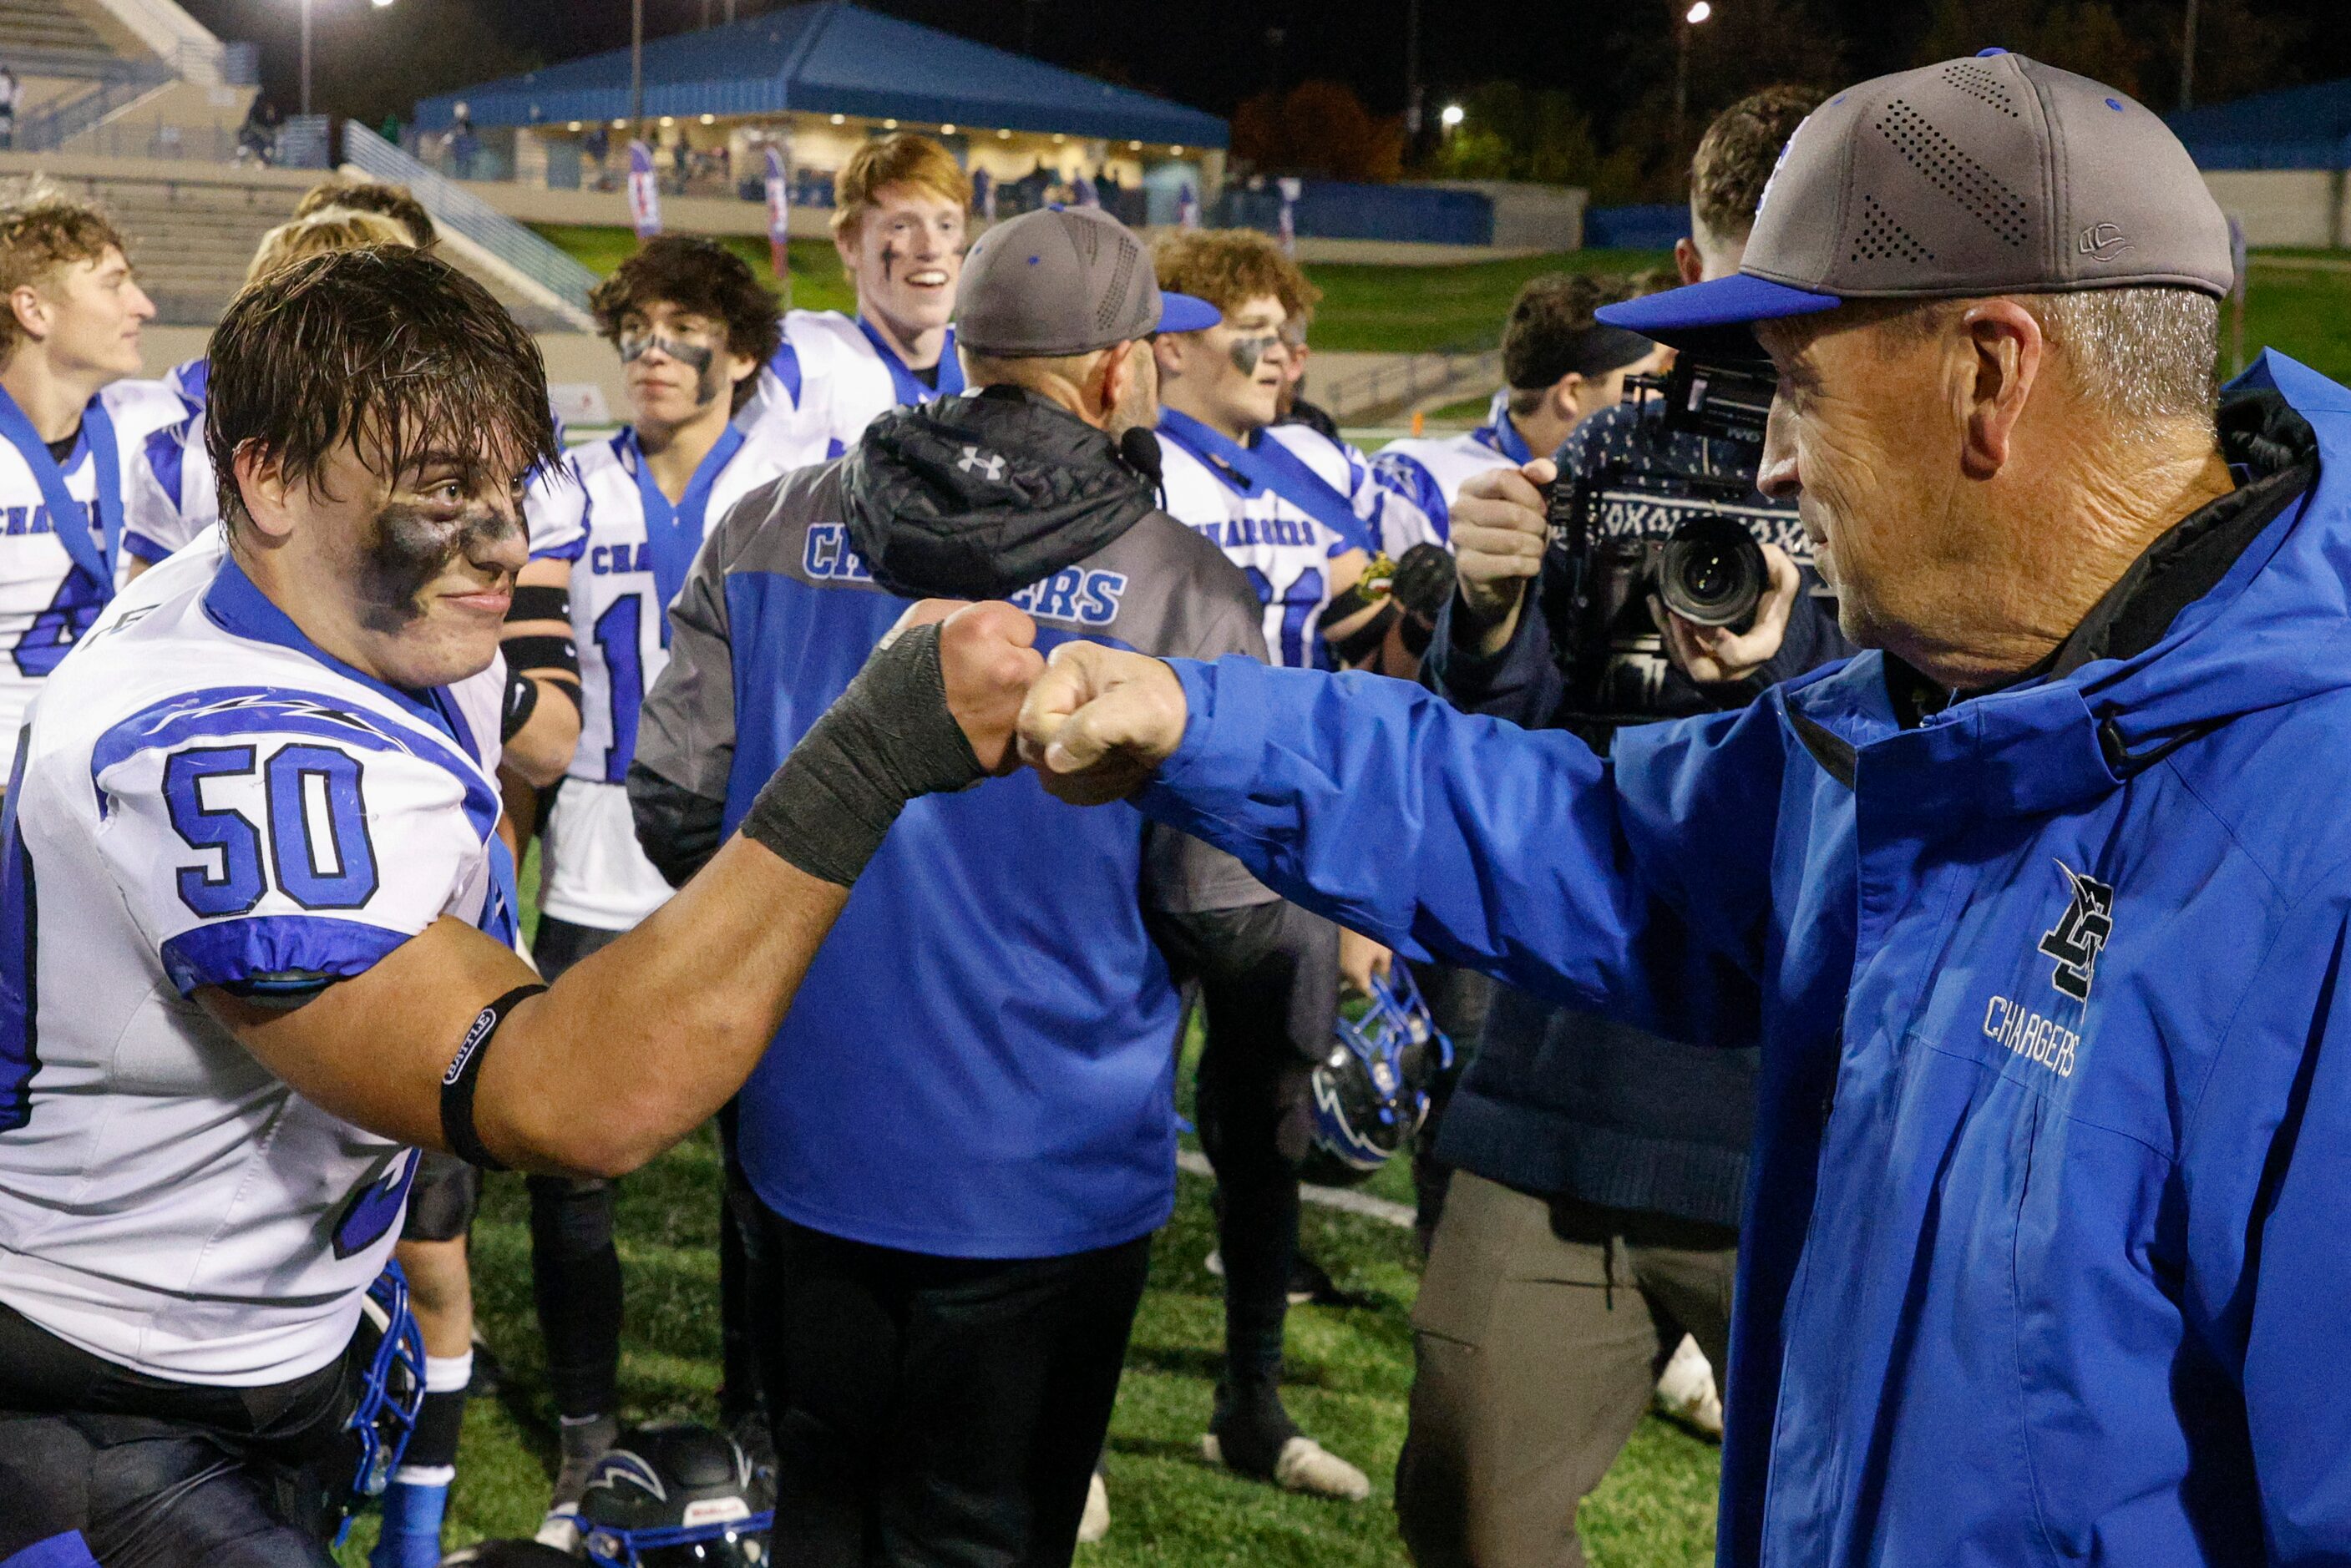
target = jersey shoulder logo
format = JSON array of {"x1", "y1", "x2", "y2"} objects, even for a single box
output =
[{"x1": 2037, "y1": 860, "x2": 2113, "y2": 1003}]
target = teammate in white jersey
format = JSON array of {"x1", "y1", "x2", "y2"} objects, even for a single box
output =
[
  {"x1": 0, "y1": 245, "x2": 1036, "y2": 1567},
  {"x1": 1148, "y1": 230, "x2": 1424, "y2": 674},
  {"x1": 1371, "y1": 271, "x2": 1669, "y2": 543},
  {"x1": 737, "y1": 132, "x2": 968, "y2": 468},
  {"x1": 523, "y1": 236, "x2": 798, "y2": 1537},
  {"x1": 0, "y1": 186, "x2": 183, "y2": 765}
]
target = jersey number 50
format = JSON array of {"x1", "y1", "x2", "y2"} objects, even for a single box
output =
[{"x1": 163, "y1": 743, "x2": 381, "y2": 915}]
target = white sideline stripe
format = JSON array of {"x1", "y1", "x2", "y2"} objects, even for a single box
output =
[{"x1": 1174, "y1": 1148, "x2": 1416, "y2": 1231}]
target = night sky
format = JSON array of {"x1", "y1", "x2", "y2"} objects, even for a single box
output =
[{"x1": 175, "y1": 0, "x2": 2351, "y2": 130}]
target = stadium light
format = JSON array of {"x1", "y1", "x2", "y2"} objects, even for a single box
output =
[
  {"x1": 1686, "y1": 1, "x2": 1712, "y2": 21},
  {"x1": 1171, "y1": 144, "x2": 1183, "y2": 154},
  {"x1": 1675, "y1": 0, "x2": 1716, "y2": 156},
  {"x1": 1128, "y1": 139, "x2": 1142, "y2": 149},
  {"x1": 299, "y1": 0, "x2": 395, "y2": 120},
  {"x1": 567, "y1": 120, "x2": 581, "y2": 131},
  {"x1": 998, "y1": 128, "x2": 1011, "y2": 139},
  {"x1": 1439, "y1": 103, "x2": 1464, "y2": 129},
  {"x1": 829, "y1": 113, "x2": 845, "y2": 124},
  {"x1": 699, "y1": 113, "x2": 714, "y2": 124},
  {"x1": 884, "y1": 118, "x2": 899, "y2": 129}
]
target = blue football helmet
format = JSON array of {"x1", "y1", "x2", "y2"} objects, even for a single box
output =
[
  {"x1": 580, "y1": 1424, "x2": 775, "y2": 1567},
  {"x1": 1303, "y1": 963, "x2": 1454, "y2": 1186},
  {"x1": 342, "y1": 1261, "x2": 427, "y2": 1530}
]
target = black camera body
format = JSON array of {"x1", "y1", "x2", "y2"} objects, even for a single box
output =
[{"x1": 1538, "y1": 352, "x2": 1779, "y2": 727}]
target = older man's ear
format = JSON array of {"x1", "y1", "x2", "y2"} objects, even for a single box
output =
[{"x1": 1955, "y1": 301, "x2": 2047, "y2": 482}]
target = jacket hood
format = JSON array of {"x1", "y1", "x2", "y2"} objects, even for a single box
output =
[
  {"x1": 839, "y1": 386, "x2": 1158, "y2": 600},
  {"x1": 1786, "y1": 351, "x2": 2351, "y2": 821}
]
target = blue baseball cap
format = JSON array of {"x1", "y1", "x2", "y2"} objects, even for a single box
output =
[{"x1": 1599, "y1": 51, "x2": 2231, "y2": 348}]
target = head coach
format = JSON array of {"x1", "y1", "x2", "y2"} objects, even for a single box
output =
[{"x1": 1011, "y1": 50, "x2": 2351, "y2": 1564}]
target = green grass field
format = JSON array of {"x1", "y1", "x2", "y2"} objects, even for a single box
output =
[
  {"x1": 328, "y1": 852, "x2": 1720, "y2": 1566},
  {"x1": 534, "y1": 224, "x2": 2351, "y2": 387}
]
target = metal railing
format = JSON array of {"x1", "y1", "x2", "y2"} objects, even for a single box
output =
[
  {"x1": 1321, "y1": 346, "x2": 1501, "y2": 422},
  {"x1": 18, "y1": 60, "x2": 170, "y2": 151},
  {"x1": 341, "y1": 119, "x2": 597, "y2": 313}
]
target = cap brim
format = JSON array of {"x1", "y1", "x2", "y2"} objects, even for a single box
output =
[
  {"x1": 1596, "y1": 272, "x2": 1842, "y2": 348},
  {"x1": 1153, "y1": 291, "x2": 1223, "y2": 335}
]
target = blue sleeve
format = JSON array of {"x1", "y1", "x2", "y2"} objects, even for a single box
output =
[
  {"x1": 1134, "y1": 655, "x2": 1786, "y2": 1034},
  {"x1": 1421, "y1": 588, "x2": 1562, "y2": 726},
  {"x1": 2187, "y1": 891, "x2": 2351, "y2": 1560}
]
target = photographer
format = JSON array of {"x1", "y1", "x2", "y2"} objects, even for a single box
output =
[{"x1": 1396, "y1": 88, "x2": 1849, "y2": 1568}]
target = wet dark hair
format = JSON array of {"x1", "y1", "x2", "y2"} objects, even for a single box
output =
[
  {"x1": 293, "y1": 178, "x2": 437, "y2": 249},
  {"x1": 588, "y1": 235, "x2": 782, "y2": 414},
  {"x1": 206, "y1": 245, "x2": 558, "y2": 538}
]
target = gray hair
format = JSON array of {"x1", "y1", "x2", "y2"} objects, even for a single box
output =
[{"x1": 1872, "y1": 286, "x2": 2219, "y2": 442}]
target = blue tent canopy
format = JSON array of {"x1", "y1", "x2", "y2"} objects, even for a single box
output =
[
  {"x1": 2166, "y1": 77, "x2": 2351, "y2": 170},
  {"x1": 413, "y1": 1, "x2": 1228, "y2": 149}
]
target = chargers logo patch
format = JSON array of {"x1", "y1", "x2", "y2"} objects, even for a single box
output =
[{"x1": 2037, "y1": 861, "x2": 2113, "y2": 1003}]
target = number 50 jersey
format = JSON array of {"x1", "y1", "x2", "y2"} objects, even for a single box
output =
[
  {"x1": 535, "y1": 423, "x2": 804, "y2": 932},
  {"x1": 0, "y1": 543, "x2": 513, "y2": 1387}
]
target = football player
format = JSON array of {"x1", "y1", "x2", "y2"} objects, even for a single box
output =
[
  {"x1": 0, "y1": 245, "x2": 1035, "y2": 1567},
  {"x1": 737, "y1": 132, "x2": 967, "y2": 465},
  {"x1": 522, "y1": 235, "x2": 802, "y2": 1544},
  {"x1": 1371, "y1": 271, "x2": 1669, "y2": 544},
  {"x1": 0, "y1": 183, "x2": 183, "y2": 769}
]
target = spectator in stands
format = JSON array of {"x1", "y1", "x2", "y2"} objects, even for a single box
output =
[
  {"x1": 0, "y1": 68, "x2": 20, "y2": 153},
  {"x1": 237, "y1": 94, "x2": 279, "y2": 166}
]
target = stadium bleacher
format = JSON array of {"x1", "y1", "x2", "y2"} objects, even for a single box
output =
[{"x1": 0, "y1": 0, "x2": 113, "y2": 59}]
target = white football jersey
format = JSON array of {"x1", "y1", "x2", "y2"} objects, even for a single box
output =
[
  {"x1": 1156, "y1": 417, "x2": 1426, "y2": 670},
  {"x1": 0, "y1": 378, "x2": 186, "y2": 756},
  {"x1": 734, "y1": 309, "x2": 962, "y2": 468},
  {"x1": 1264, "y1": 422, "x2": 1442, "y2": 559},
  {"x1": 536, "y1": 422, "x2": 802, "y2": 930},
  {"x1": 1369, "y1": 396, "x2": 1533, "y2": 544},
  {"x1": 126, "y1": 362, "x2": 590, "y2": 573},
  {"x1": 0, "y1": 542, "x2": 513, "y2": 1385}
]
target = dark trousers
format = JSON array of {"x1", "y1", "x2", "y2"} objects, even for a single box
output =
[
  {"x1": 1396, "y1": 1173, "x2": 1735, "y2": 1568},
  {"x1": 0, "y1": 1297, "x2": 351, "y2": 1566},
  {"x1": 525, "y1": 919, "x2": 766, "y2": 1425},
  {"x1": 747, "y1": 1208, "x2": 1151, "y2": 1568}
]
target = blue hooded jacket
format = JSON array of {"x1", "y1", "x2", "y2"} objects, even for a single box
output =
[{"x1": 1132, "y1": 353, "x2": 2351, "y2": 1564}]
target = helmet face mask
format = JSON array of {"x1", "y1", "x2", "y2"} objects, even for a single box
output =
[
  {"x1": 1301, "y1": 963, "x2": 1454, "y2": 1188},
  {"x1": 579, "y1": 1424, "x2": 776, "y2": 1568},
  {"x1": 338, "y1": 1260, "x2": 427, "y2": 1545}
]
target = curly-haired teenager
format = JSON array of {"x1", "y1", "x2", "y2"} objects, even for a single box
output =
[{"x1": 519, "y1": 235, "x2": 803, "y2": 1547}]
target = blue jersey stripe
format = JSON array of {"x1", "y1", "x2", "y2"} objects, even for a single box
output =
[
  {"x1": 89, "y1": 687, "x2": 498, "y2": 843},
  {"x1": 159, "y1": 913, "x2": 409, "y2": 997}
]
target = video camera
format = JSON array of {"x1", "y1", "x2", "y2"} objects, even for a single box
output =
[{"x1": 1537, "y1": 350, "x2": 1778, "y2": 726}]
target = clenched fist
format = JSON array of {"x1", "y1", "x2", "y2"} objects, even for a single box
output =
[
  {"x1": 1016, "y1": 641, "x2": 1191, "y2": 805},
  {"x1": 899, "y1": 599, "x2": 1046, "y2": 774},
  {"x1": 1450, "y1": 458, "x2": 1555, "y2": 657}
]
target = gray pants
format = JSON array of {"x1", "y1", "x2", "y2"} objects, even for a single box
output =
[{"x1": 1396, "y1": 1171, "x2": 1735, "y2": 1568}]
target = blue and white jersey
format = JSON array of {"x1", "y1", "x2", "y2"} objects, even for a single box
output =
[
  {"x1": 735, "y1": 308, "x2": 963, "y2": 470},
  {"x1": 1155, "y1": 413, "x2": 1435, "y2": 670},
  {"x1": 127, "y1": 365, "x2": 588, "y2": 574},
  {"x1": 0, "y1": 542, "x2": 513, "y2": 1385},
  {"x1": 536, "y1": 422, "x2": 801, "y2": 930},
  {"x1": 0, "y1": 377, "x2": 185, "y2": 753},
  {"x1": 1369, "y1": 393, "x2": 1532, "y2": 544}
]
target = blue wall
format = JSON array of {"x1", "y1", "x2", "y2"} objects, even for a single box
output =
[
  {"x1": 1583, "y1": 203, "x2": 1686, "y2": 251},
  {"x1": 1213, "y1": 180, "x2": 1493, "y2": 246}
]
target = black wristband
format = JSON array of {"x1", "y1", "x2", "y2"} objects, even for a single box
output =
[
  {"x1": 501, "y1": 632, "x2": 579, "y2": 677},
  {"x1": 439, "y1": 983, "x2": 545, "y2": 1171},
  {"x1": 500, "y1": 664, "x2": 541, "y2": 741},
  {"x1": 508, "y1": 584, "x2": 570, "y2": 623},
  {"x1": 740, "y1": 620, "x2": 984, "y2": 886}
]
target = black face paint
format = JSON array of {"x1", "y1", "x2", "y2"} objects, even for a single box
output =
[
  {"x1": 877, "y1": 240, "x2": 903, "y2": 285},
  {"x1": 356, "y1": 498, "x2": 520, "y2": 634},
  {"x1": 1227, "y1": 331, "x2": 1281, "y2": 377},
  {"x1": 619, "y1": 331, "x2": 717, "y2": 374}
]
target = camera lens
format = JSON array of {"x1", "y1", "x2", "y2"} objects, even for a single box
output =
[{"x1": 1655, "y1": 515, "x2": 1766, "y2": 628}]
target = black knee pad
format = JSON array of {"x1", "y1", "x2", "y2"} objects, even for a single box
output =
[
  {"x1": 527, "y1": 1174, "x2": 616, "y2": 1257},
  {"x1": 400, "y1": 1151, "x2": 481, "y2": 1243}
]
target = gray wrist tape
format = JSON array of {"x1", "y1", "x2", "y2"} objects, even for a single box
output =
[{"x1": 741, "y1": 620, "x2": 985, "y2": 886}]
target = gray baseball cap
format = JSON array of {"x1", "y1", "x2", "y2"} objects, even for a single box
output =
[
  {"x1": 955, "y1": 205, "x2": 1222, "y2": 357},
  {"x1": 1600, "y1": 50, "x2": 2234, "y2": 345}
]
